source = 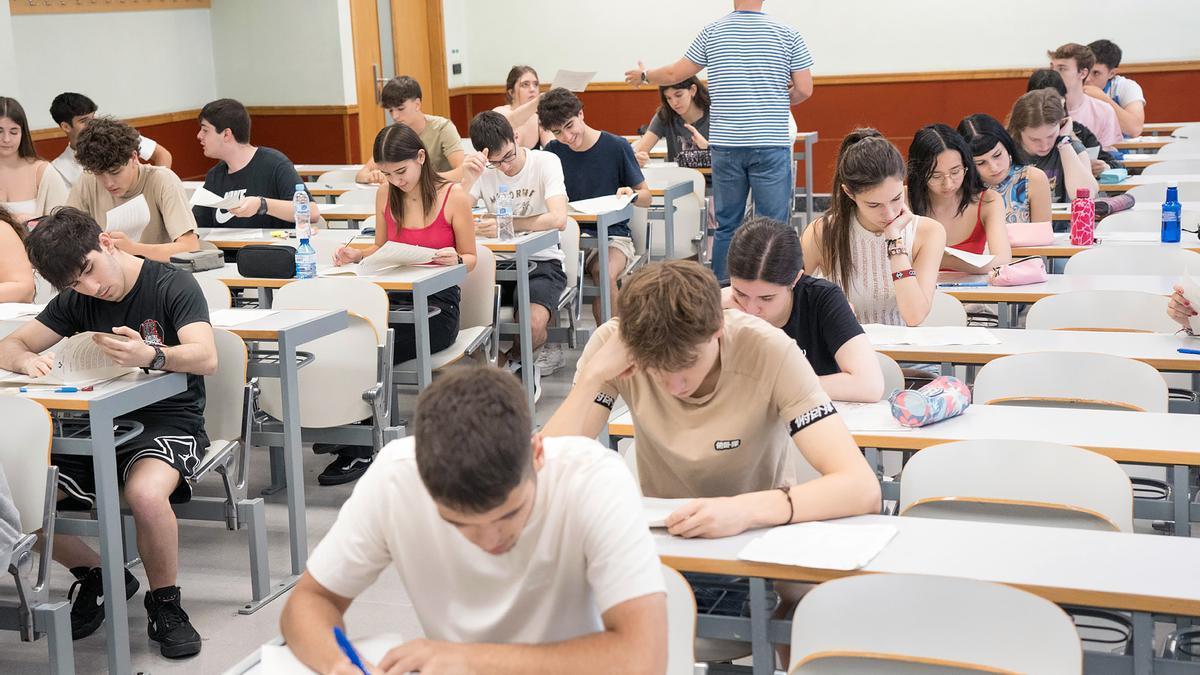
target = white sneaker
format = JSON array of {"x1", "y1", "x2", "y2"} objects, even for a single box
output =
[{"x1": 535, "y1": 344, "x2": 566, "y2": 376}]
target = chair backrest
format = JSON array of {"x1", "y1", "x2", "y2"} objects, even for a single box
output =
[
  {"x1": 195, "y1": 275, "x2": 232, "y2": 310},
  {"x1": 1171, "y1": 124, "x2": 1200, "y2": 139},
  {"x1": 788, "y1": 574, "x2": 1082, "y2": 674},
  {"x1": 919, "y1": 291, "x2": 967, "y2": 327},
  {"x1": 1026, "y1": 290, "x2": 1177, "y2": 333},
  {"x1": 461, "y1": 242, "x2": 496, "y2": 330},
  {"x1": 274, "y1": 276, "x2": 390, "y2": 340},
  {"x1": 1098, "y1": 209, "x2": 1200, "y2": 233},
  {"x1": 1063, "y1": 245, "x2": 1200, "y2": 275},
  {"x1": 361, "y1": 215, "x2": 377, "y2": 232},
  {"x1": 561, "y1": 218, "x2": 581, "y2": 288},
  {"x1": 641, "y1": 165, "x2": 706, "y2": 258},
  {"x1": 256, "y1": 312, "x2": 380, "y2": 428},
  {"x1": 204, "y1": 328, "x2": 249, "y2": 443},
  {"x1": 1142, "y1": 159, "x2": 1200, "y2": 176},
  {"x1": 316, "y1": 170, "x2": 361, "y2": 184},
  {"x1": 661, "y1": 565, "x2": 699, "y2": 675},
  {"x1": 1157, "y1": 139, "x2": 1200, "y2": 155},
  {"x1": 336, "y1": 186, "x2": 380, "y2": 206},
  {"x1": 0, "y1": 397, "x2": 53, "y2": 534},
  {"x1": 1127, "y1": 182, "x2": 1200, "y2": 202},
  {"x1": 973, "y1": 351, "x2": 1168, "y2": 412},
  {"x1": 628, "y1": 206, "x2": 651, "y2": 257},
  {"x1": 899, "y1": 440, "x2": 1134, "y2": 532},
  {"x1": 876, "y1": 352, "x2": 904, "y2": 398}
]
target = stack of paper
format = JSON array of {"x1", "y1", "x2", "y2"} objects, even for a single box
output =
[
  {"x1": 257, "y1": 633, "x2": 405, "y2": 674},
  {"x1": 737, "y1": 521, "x2": 898, "y2": 571},
  {"x1": 643, "y1": 497, "x2": 691, "y2": 528},
  {"x1": 105, "y1": 195, "x2": 150, "y2": 241},
  {"x1": 209, "y1": 309, "x2": 277, "y2": 328},
  {"x1": 568, "y1": 193, "x2": 635, "y2": 215},
  {"x1": 320, "y1": 241, "x2": 437, "y2": 277},
  {"x1": 864, "y1": 324, "x2": 1001, "y2": 347},
  {"x1": 838, "y1": 401, "x2": 912, "y2": 433}
]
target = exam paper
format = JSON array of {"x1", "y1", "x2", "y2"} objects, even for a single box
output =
[
  {"x1": 943, "y1": 247, "x2": 995, "y2": 269},
  {"x1": 568, "y1": 193, "x2": 635, "y2": 215},
  {"x1": 643, "y1": 497, "x2": 691, "y2": 528},
  {"x1": 257, "y1": 633, "x2": 405, "y2": 674},
  {"x1": 189, "y1": 186, "x2": 242, "y2": 210},
  {"x1": 864, "y1": 324, "x2": 1001, "y2": 347},
  {"x1": 105, "y1": 194, "x2": 150, "y2": 241},
  {"x1": 737, "y1": 521, "x2": 898, "y2": 571},
  {"x1": 550, "y1": 69, "x2": 596, "y2": 92},
  {"x1": 1179, "y1": 275, "x2": 1200, "y2": 335},
  {"x1": 209, "y1": 309, "x2": 277, "y2": 327},
  {"x1": 838, "y1": 400, "x2": 913, "y2": 433},
  {"x1": 319, "y1": 241, "x2": 437, "y2": 277},
  {"x1": 1098, "y1": 231, "x2": 1160, "y2": 242}
]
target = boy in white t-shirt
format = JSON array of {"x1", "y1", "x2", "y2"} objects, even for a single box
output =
[
  {"x1": 49, "y1": 92, "x2": 172, "y2": 187},
  {"x1": 281, "y1": 366, "x2": 667, "y2": 675},
  {"x1": 1085, "y1": 39, "x2": 1147, "y2": 138},
  {"x1": 462, "y1": 111, "x2": 570, "y2": 394}
]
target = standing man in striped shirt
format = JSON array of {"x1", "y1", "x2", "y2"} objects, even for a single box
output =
[{"x1": 625, "y1": 1, "x2": 814, "y2": 282}]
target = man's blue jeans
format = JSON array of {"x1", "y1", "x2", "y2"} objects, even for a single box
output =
[{"x1": 710, "y1": 145, "x2": 793, "y2": 282}]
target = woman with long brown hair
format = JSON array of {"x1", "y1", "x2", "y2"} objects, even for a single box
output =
[
  {"x1": 1007, "y1": 88, "x2": 1098, "y2": 203},
  {"x1": 801, "y1": 129, "x2": 945, "y2": 326},
  {"x1": 492, "y1": 65, "x2": 554, "y2": 149},
  {"x1": 631, "y1": 76, "x2": 710, "y2": 166},
  {"x1": 0, "y1": 97, "x2": 68, "y2": 225}
]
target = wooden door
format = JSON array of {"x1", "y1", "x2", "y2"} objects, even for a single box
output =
[
  {"x1": 348, "y1": 0, "x2": 388, "y2": 162},
  {"x1": 388, "y1": 0, "x2": 449, "y2": 117}
]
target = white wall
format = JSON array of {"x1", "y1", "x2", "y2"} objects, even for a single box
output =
[
  {"x1": 456, "y1": 0, "x2": 1200, "y2": 85},
  {"x1": 11, "y1": 9, "x2": 218, "y2": 129},
  {"x1": 209, "y1": 0, "x2": 356, "y2": 106},
  {"x1": 0, "y1": 3, "x2": 21, "y2": 100},
  {"x1": 443, "y1": 0, "x2": 469, "y2": 89}
]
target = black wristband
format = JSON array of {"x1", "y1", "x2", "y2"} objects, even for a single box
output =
[
  {"x1": 777, "y1": 486, "x2": 794, "y2": 526},
  {"x1": 593, "y1": 392, "x2": 616, "y2": 410},
  {"x1": 788, "y1": 402, "x2": 837, "y2": 436}
]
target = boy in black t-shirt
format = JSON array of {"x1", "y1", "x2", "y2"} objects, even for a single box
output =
[
  {"x1": 538, "y1": 88, "x2": 651, "y2": 323},
  {"x1": 193, "y1": 98, "x2": 320, "y2": 229},
  {"x1": 0, "y1": 208, "x2": 216, "y2": 658}
]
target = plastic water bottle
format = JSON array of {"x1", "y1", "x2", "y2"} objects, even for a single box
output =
[
  {"x1": 496, "y1": 184, "x2": 515, "y2": 241},
  {"x1": 293, "y1": 184, "x2": 317, "y2": 279},
  {"x1": 1162, "y1": 182, "x2": 1182, "y2": 243},
  {"x1": 1069, "y1": 188, "x2": 1095, "y2": 246}
]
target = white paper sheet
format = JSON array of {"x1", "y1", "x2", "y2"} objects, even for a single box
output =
[
  {"x1": 737, "y1": 521, "x2": 898, "y2": 571},
  {"x1": 189, "y1": 186, "x2": 242, "y2": 209},
  {"x1": 864, "y1": 324, "x2": 1001, "y2": 347},
  {"x1": 319, "y1": 241, "x2": 437, "y2": 277},
  {"x1": 943, "y1": 247, "x2": 995, "y2": 269},
  {"x1": 1099, "y1": 231, "x2": 1160, "y2": 242},
  {"x1": 1179, "y1": 275, "x2": 1200, "y2": 335},
  {"x1": 838, "y1": 400, "x2": 913, "y2": 433},
  {"x1": 643, "y1": 497, "x2": 691, "y2": 528},
  {"x1": 201, "y1": 228, "x2": 267, "y2": 241},
  {"x1": 0, "y1": 332, "x2": 134, "y2": 385},
  {"x1": 209, "y1": 309, "x2": 278, "y2": 327},
  {"x1": 1087, "y1": 145, "x2": 1102, "y2": 160},
  {"x1": 256, "y1": 633, "x2": 405, "y2": 674},
  {"x1": 550, "y1": 69, "x2": 596, "y2": 92},
  {"x1": 105, "y1": 194, "x2": 151, "y2": 241},
  {"x1": 568, "y1": 193, "x2": 635, "y2": 216},
  {"x1": 0, "y1": 303, "x2": 44, "y2": 320}
]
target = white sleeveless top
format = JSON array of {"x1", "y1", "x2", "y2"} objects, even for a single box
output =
[
  {"x1": 842, "y1": 214, "x2": 919, "y2": 326},
  {"x1": 1, "y1": 199, "x2": 36, "y2": 217}
]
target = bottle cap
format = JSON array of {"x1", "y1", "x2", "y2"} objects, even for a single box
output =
[
  {"x1": 295, "y1": 183, "x2": 305, "y2": 192},
  {"x1": 1075, "y1": 188, "x2": 1090, "y2": 198},
  {"x1": 1169, "y1": 181, "x2": 1179, "y2": 188}
]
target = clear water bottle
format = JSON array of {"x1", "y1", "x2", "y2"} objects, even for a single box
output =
[
  {"x1": 293, "y1": 184, "x2": 317, "y2": 279},
  {"x1": 1069, "y1": 188, "x2": 1095, "y2": 246},
  {"x1": 496, "y1": 184, "x2": 515, "y2": 241},
  {"x1": 1162, "y1": 182, "x2": 1182, "y2": 243}
]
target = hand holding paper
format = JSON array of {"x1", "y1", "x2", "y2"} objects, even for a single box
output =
[
  {"x1": 551, "y1": 69, "x2": 596, "y2": 92},
  {"x1": 105, "y1": 194, "x2": 150, "y2": 241},
  {"x1": 189, "y1": 187, "x2": 242, "y2": 210}
]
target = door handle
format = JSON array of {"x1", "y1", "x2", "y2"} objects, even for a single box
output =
[{"x1": 373, "y1": 64, "x2": 388, "y2": 104}]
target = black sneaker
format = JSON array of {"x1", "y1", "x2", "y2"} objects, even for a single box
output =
[
  {"x1": 145, "y1": 586, "x2": 201, "y2": 658},
  {"x1": 67, "y1": 566, "x2": 139, "y2": 640},
  {"x1": 317, "y1": 453, "x2": 373, "y2": 486}
]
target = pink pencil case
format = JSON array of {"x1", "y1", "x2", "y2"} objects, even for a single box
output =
[
  {"x1": 889, "y1": 376, "x2": 971, "y2": 427},
  {"x1": 989, "y1": 257, "x2": 1047, "y2": 286}
]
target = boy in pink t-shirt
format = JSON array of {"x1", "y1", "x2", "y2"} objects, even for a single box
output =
[{"x1": 1049, "y1": 43, "x2": 1123, "y2": 152}]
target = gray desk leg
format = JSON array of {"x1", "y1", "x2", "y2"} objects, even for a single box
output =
[
  {"x1": 748, "y1": 577, "x2": 773, "y2": 675},
  {"x1": 277, "y1": 332, "x2": 308, "y2": 577},
  {"x1": 664, "y1": 193, "x2": 676, "y2": 260},
  {"x1": 90, "y1": 414, "x2": 131, "y2": 675},
  {"x1": 1131, "y1": 611, "x2": 1154, "y2": 675},
  {"x1": 414, "y1": 289, "x2": 434, "y2": 389},
  {"x1": 516, "y1": 247, "x2": 536, "y2": 407},
  {"x1": 598, "y1": 218, "x2": 612, "y2": 323},
  {"x1": 805, "y1": 137, "x2": 815, "y2": 225},
  {"x1": 259, "y1": 287, "x2": 274, "y2": 309},
  {"x1": 1174, "y1": 464, "x2": 1192, "y2": 537},
  {"x1": 997, "y1": 302, "x2": 1011, "y2": 328}
]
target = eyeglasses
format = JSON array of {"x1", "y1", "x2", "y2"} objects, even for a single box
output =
[
  {"x1": 486, "y1": 149, "x2": 518, "y2": 169},
  {"x1": 929, "y1": 166, "x2": 965, "y2": 183}
]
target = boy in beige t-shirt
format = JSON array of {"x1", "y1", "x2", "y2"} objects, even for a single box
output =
[
  {"x1": 65, "y1": 116, "x2": 198, "y2": 263},
  {"x1": 355, "y1": 75, "x2": 465, "y2": 184},
  {"x1": 544, "y1": 260, "x2": 880, "y2": 539}
]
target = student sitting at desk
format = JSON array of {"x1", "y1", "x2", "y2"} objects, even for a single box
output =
[
  {"x1": 538, "y1": 87, "x2": 651, "y2": 324},
  {"x1": 461, "y1": 111, "x2": 567, "y2": 400},
  {"x1": 631, "y1": 77, "x2": 710, "y2": 167},
  {"x1": 957, "y1": 113, "x2": 1052, "y2": 224},
  {"x1": 724, "y1": 217, "x2": 883, "y2": 403},
  {"x1": 65, "y1": 117, "x2": 199, "y2": 263},
  {"x1": 327, "y1": 124, "x2": 476, "y2": 485},
  {"x1": 0, "y1": 207, "x2": 215, "y2": 657},
  {"x1": 48, "y1": 92, "x2": 172, "y2": 188},
  {"x1": 0, "y1": 97, "x2": 68, "y2": 224},
  {"x1": 1086, "y1": 39, "x2": 1146, "y2": 139},
  {"x1": 355, "y1": 76, "x2": 465, "y2": 184},
  {"x1": 0, "y1": 206, "x2": 34, "y2": 302},
  {"x1": 1007, "y1": 88, "x2": 1100, "y2": 205},
  {"x1": 281, "y1": 366, "x2": 667, "y2": 675},
  {"x1": 801, "y1": 129, "x2": 945, "y2": 326},
  {"x1": 906, "y1": 124, "x2": 1010, "y2": 274},
  {"x1": 193, "y1": 98, "x2": 320, "y2": 229},
  {"x1": 1027, "y1": 69, "x2": 1118, "y2": 177},
  {"x1": 493, "y1": 65, "x2": 554, "y2": 150},
  {"x1": 1049, "y1": 43, "x2": 1123, "y2": 153}
]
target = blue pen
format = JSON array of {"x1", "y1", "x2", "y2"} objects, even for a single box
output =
[
  {"x1": 333, "y1": 626, "x2": 368, "y2": 674},
  {"x1": 1178, "y1": 348, "x2": 1200, "y2": 356},
  {"x1": 938, "y1": 282, "x2": 989, "y2": 288},
  {"x1": 19, "y1": 386, "x2": 85, "y2": 393}
]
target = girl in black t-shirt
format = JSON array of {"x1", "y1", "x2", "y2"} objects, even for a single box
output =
[{"x1": 724, "y1": 216, "x2": 884, "y2": 402}]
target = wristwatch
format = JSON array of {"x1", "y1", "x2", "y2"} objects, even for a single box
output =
[
  {"x1": 640, "y1": 70, "x2": 649, "y2": 85},
  {"x1": 256, "y1": 197, "x2": 268, "y2": 215},
  {"x1": 146, "y1": 344, "x2": 166, "y2": 372}
]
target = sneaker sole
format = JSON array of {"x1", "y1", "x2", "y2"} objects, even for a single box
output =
[
  {"x1": 156, "y1": 637, "x2": 202, "y2": 659},
  {"x1": 317, "y1": 468, "x2": 369, "y2": 486}
]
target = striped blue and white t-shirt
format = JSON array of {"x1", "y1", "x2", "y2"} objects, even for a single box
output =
[{"x1": 684, "y1": 11, "x2": 813, "y2": 147}]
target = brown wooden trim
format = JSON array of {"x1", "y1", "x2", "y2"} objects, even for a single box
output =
[
  {"x1": 791, "y1": 651, "x2": 1017, "y2": 674},
  {"x1": 245, "y1": 105, "x2": 359, "y2": 116},
  {"x1": 982, "y1": 396, "x2": 1145, "y2": 412},
  {"x1": 850, "y1": 431, "x2": 1200, "y2": 467},
  {"x1": 899, "y1": 496, "x2": 1122, "y2": 532},
  {"x1": 30, "y1": 105, "x2": 358, "y2": 142},
  {"x1": 10, "y1": 0, "x2": 209, "y2": 15}
]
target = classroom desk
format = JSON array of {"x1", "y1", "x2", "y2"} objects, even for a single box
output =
[
  {"x1": 569, "y1": 203, "x2": 635, "y2": 323},
  {"x1": 1052, "y1": 201, "x2": 1200, "y2": 221},
  {"x1": 648, "y1": 181, "x2": 694, "y2": 260},
  {"x1": 1010, "y1": 233, "x2": 1200, "y2": 262},
  {"x1": 1116, "y1": 136, "x2": 1176, "y2": 152},
  {"x1": 480, "y1": 230, "x2": 560, "y2": 407},
  {"x1": 1124, "y1": 153, "x2": 1200, "y2": 169},
  {"x1": 294, "y1": 163, "x2": 364, "y2": 180},
  {"x1": 228, "y1": 634, "x2": 406, "y2": 674},
  {"x1": 22, "y1": 372, "x2": 187, "y2": 675},
  {"x1": 196, "y1": 263, "x2": 465, "y2": 390},
  {"x1": 656, "y1": 514, "x2": 1200, "y2": 675},
  {"x1": 1144, "y1": 122, "x2": 1196, "y2": 136},
  {"x1": 313, "y1": 202, "x2": 374, "y2": 228},
  {"x1": 199, "y1": 227, "x2": 373, "y2": 251},
  {"x1": 937, "y1": 273, "x2": 1177, "y2": 326},
  {"x1": 1104, "y1": 174, "x2": 1200, "y2": 193}
]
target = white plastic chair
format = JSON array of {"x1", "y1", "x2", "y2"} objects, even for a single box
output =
[
  {"x1": 1170, "y1": 124, "x2": 1200, "y2": 139},
  {"x1": 788, "y1": 574, "x2": 1082, "y2": 674},
  {"x1": 900, "y1": 440, "x2": 1133, "y2": 532},
  {"x1": 195, "y1": 275, "x2": 232, "y2": 310},
  {"x1": 1026, "y1": 291, "x2": 1176, "y2": 333},
  {"x1": 973, "y1": 351, "x2": 1167, "y2": 412},
  {"x1": 336, "y1": 186, "x2": 380, "y2": 207},
  {"x1": 661, "y1": 565, "x2": 702, "y2": 675},
  {"x1": 315, "y1": 170, "x2": 361, "y2": 184},
  {"x1": 641, "y1": 165, "x2": 706, "y2": 259},
  {"x1": 1142, "y1": 160, "x2": 1200, "y2": 176},
  {"x1": 1063, "y1": 245, "x2": 1200, "y2": 275},
  {"x1": 918, "y1": 291, "x2": 968, "y2": 327},
  {"x1": 877, "y1": 352, "x2": 904, "y2": 397},
  {"x1": 1156, "y1": 139, "x2": 1200, "y2": 156},
  {"x1": 0, "y1": 397, "x2": 72, "y2": 671},
  {"x1": 1098, "y1": 209, "x2": 1200, "y2": 233},
  {"x1": 1127, "y1": 182, "x2": 1200, "y2": 202}
]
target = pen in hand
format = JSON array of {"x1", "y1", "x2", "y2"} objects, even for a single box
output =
[{"x1": 333, "y1": 626, "x2": 369, "y2": 675}]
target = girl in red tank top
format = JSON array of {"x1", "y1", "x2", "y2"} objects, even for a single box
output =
[{"x1": 906, "y1": 124, "x2": 1012, "y2": 275}]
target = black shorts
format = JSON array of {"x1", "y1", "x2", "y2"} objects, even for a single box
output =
[
  {"x1": 498, "y1": 259, "x2": 567, "y2": 313},
  {"x1": 55, "y1": 422, "x2": 208, "y2": 508}
]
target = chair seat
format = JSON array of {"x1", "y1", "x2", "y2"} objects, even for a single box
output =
[
  {"x1": 694, "y1": 637, "x2": 752, "y2": 663},
  {"x1": 189, "y1": 441, "x2": 236, "y2": 484},
  {"x1": 395, "y1": 326, "x2": 491, "y2": 371}
]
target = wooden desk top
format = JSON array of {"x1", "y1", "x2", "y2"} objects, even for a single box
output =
[{"x1": 197, "y1": 263, "x2": 459, "y2": 293}]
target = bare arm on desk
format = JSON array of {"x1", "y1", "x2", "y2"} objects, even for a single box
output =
[
  {"x1": 515, "y1": 195, "x2": 567, "y2": 232},
  {"x1": 0, "y1": 320, "x2": 64, "y2": 376}
]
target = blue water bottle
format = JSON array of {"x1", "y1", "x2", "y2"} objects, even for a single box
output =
[
  {"x1": 293, "y1": 184, "x2": 317, "y2": 278},
  {"x1": 1162, "y1": 181, "x2": 1182, "y2": 243}
]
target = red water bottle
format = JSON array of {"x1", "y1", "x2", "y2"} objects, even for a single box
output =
[{"x1": 1070, "y1": 188, "x2": 1095, "y2": 245}]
